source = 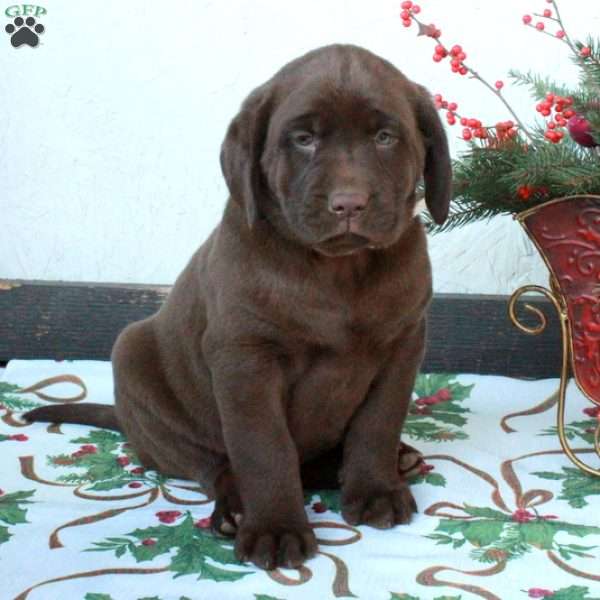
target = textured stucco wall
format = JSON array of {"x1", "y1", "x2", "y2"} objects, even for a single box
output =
[{"x1": 2, "y1": 0, "x2": 598, "y2": 292}]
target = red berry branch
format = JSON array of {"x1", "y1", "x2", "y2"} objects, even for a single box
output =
[
  {"x1": 402, "y1": 0, "x2": 600, "y2": 151},
  {"x1": 523, "y1": 0, "x2": 595, "y2": 61},
  {"x1": 400, "y1": 0, "x2": 535, "y2": 143},
  {"x1": 521, "y1": 1, "x2": 600, "y2": 145},
  {"x1": 398, "y1": 1, "x2": 600, "y2": 232},
  {"x1": 432, "y1": 92, "x2": 517, "y2": 143}
]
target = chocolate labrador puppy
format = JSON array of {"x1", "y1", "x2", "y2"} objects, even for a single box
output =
[{"x1": 25, "y1": 44, "x2": 451, "y2": 570}]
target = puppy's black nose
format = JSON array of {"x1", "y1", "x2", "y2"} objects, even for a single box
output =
[{"x1": 328, "y1": 191, "x2": 369, "y2": 219}]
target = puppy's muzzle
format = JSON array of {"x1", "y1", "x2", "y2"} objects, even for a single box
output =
[{"x1": 328, "y1": 190, "x2": 370, "y2": 219}]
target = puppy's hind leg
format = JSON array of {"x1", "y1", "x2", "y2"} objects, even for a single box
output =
[{"x1": 112, "y1": 320, "x2": 228, "y2": 488}]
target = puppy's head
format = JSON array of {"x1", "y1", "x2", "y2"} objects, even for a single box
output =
[{"x1": 220, "y1": 44, "x2": 451, "y2": 257}]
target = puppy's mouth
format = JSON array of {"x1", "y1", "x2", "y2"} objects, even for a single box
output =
[{"x1": 313, "y1": 232, "x2": 372, "y2": 257}]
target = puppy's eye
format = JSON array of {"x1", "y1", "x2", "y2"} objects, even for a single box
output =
[
  {"x1": 374, "y1": 130, "x2": 397, "y2": 146},
  {"x1": 292, "y1": 131, "x2": 316, "y2": 148}
]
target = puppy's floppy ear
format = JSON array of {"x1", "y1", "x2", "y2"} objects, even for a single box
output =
[
  {"x1": 413, "y1": 85, "x2": 452, "y2": 225},
  {"x1": 220, "y1": 83, "x2": 274, "y2": 228}
]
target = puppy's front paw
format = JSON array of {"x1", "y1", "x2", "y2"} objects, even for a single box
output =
[
  {"x1": 234, "y1": 522, "x2": 317, "y2": 570},
  {"x1": 341, "y1": 485, "x2": 417, "y2": 529}
]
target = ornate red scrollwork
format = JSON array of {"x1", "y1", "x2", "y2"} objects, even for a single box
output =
[
  {"x1": 523, "y1": 196, "x2": 600, "y2": 404},
  {"x1": 509, "y1": 195, "x2": 600, "y2": 476}
]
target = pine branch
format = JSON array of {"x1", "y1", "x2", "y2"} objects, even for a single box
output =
[
  {"x1": 427, "y1": 137, "x2": 600, "y2": 234},
  {"x1": 424, "y1": 202, "x2": 500, "y2": 234},
  {"x1": 508, "y1": 69, "x2": 573, "y2": 101}
]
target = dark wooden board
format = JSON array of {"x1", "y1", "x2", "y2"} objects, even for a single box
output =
[{"x1": 0, "y1": 280, "x2": 562, "y2": 378}]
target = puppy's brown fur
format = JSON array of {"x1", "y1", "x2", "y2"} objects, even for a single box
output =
[{"x1": 25, "y1": 44, "x2": 451, "y2": 570}]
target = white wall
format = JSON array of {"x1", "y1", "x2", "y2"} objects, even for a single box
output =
[{"x1": 2, "y1": 0, "x2": 598, "y2": 293}]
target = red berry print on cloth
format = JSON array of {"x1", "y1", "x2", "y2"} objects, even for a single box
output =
[{"x1": 156, "y1": 510, "x2": 182, "y2": 524}]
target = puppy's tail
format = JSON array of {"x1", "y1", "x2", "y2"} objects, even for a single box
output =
[{"x1": 23, "y1": 403, "x2": 121, "y2": 431}]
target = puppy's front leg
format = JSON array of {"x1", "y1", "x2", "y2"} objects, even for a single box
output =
[
  {"x1": 209, "y1": 349, "x2": 317, "y2": 570},
  {"x1": 340, "y1": 321, "x2": 425, "y2": 529}
]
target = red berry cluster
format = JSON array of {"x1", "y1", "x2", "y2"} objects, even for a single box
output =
[
  {"x1": 511, "y1": 508, "x2": 557, "y2": 523},
  {"x1": 433, "y1": 94, "x2": 459, "y2": 126},
  {"x1": 523, "y1": 2, "x2": 590, "y2": 51},
  {"x1": 536, "y1": 93, "x2": 573, "y2": 143},
  {"x1": 72, "y1": 444, "x2": 97, "y2": 458},
  {"x1": 434, "y1": 96, "x2": 518, "y2": 144},
  {"x1": 312, "y1": 501, "x2": 327, "y2": 513},
  {"x1": 156, "y1": 510, "x2": 182, "y2": 524},
  {"x1": 415, "y1": 388, "x2": 452, "y2": 414},
  {"x1": 432, "y1": 43, "x2": 468, "y2": 76},
  {"x1": 512, "y1": 508, "x2": 535, "y2": 523},
  {"x1": 495, "y1": 120, "x2": 518, "y2": 142},
  {"x1": 461, "y1": 119, "x2": 486, "y2": 141},
  {"x1": 116, "y1": 455, "x2": 130, "y2": 467},
  {"x1": 195, "y1": 517, "x2": 212, "y2": 529},
  {"x1": 414, "y1": 387, "x2": 452, "y2": 407},
  {"x1": 418, "y1": 463, "x2": 435, "y2": 476},
  {"x1": 517, "y1": 185, "x2": 549, "y2": 201},
  {"x1": 527, "y1": 589, "x2": 555, "y2": 599},
  {"x1": 522, "y1": 4, "x2": 563, "y2": 38},
  {"x1": 517, "y1": 185, "x2": 536, "y2": 200},
  {"x1": 127, "y1": 465, "x2": 146, "y2": 486},
  {"x1": 9, "y1": 433, "x2": 28, "y2": 442},
  {"x1": 400, "y1": 1, "x2": 421, "y2": 28},
  {"x1": 583, "y1": 405, "x2": 600, "y2": 419}
]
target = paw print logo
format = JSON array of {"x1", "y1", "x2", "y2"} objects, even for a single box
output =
[{"x1": 5, "y1": 16, "x2": 45, "y2": 48}]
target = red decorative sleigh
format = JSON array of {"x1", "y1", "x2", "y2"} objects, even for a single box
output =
[{"x1": 509, "y1": 195, "x2": 600, "y2": 476}]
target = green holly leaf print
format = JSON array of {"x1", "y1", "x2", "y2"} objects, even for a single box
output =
[
  {"x1": 556, "y1": 543, "x2": 597, "y2": 560},
  {"x1": 436, "y1": 516, "x2": 506, "y2": 548},
  {"x1": 0, "y1": 490, "x2": 35, "y2": 526},
  {"x1": 461, "y1": 505, "x2": 511, "y2": 520},
  {"x1": 255, "y1": 595, "x2": 287, "y2": 600},
  {"x1": 408, "y1": 471, "x2": 447, "y2": 487},
  {"x1": 427, "y1": 504, "x2": 600, "y2": 564},
  {"x1": 405, "y1": 374, "x2": 473, "y2": 442},
  {"x1": 71, "y1": 430, "x2": 126, "y2": 453},
  {"x1": 87, "y1": 512, "x2": 252, "y2": 582},
  {"x1": 533, "y1": 467, "x2": 600, "y2": 508},
  {"x1": 548, "y1": 586, "x2": 600, "y2": 600},
  {"x1": 47, "y1": 431, "x2": 154, "y2": 492},
  {"x1": 0, "y1": 490, "x2": 35, "y2": 547},
  {"x1": 0, "y1": 525, "x2": 10, "y2": 544},
  {"x1": 0, "y1": 381, "x2": 42, "y2": 412},
  {"x1": 540, "y1": 419, "x2": 596, "y2": 445},
  {"x1": 403, "y1": 421, "x2": 468, "y2": 443}
]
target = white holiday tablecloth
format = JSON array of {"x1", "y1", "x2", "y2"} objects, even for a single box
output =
[{"x1": 1, "y1": 360, "x2": 599, "y2": 600}]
